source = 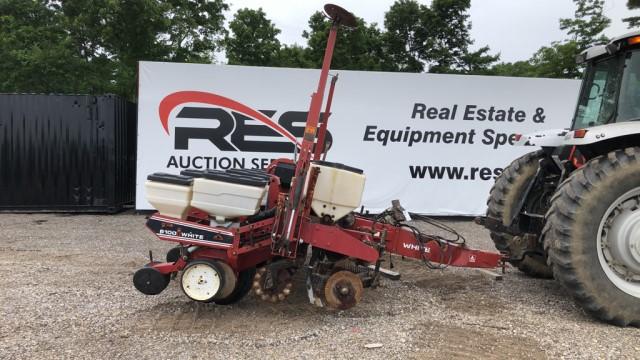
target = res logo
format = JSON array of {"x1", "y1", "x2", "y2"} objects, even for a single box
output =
[{"x1": 159, "y1": 91, "x2": 333, "y2": 153}]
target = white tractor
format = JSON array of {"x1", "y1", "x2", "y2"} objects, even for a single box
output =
[{"x1": 481, "y1": 31, "x2": 640, "y2": 326}]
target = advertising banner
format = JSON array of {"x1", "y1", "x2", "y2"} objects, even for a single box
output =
[{"x1": 137, "y1": 61, "x2": 580, "y2": 215}]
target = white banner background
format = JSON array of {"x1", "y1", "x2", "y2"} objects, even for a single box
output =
[{"x1": 137, "y1": 61, "x2": 580, "y2": 215}]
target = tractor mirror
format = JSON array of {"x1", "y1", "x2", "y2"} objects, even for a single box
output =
[
  {"x1": 606, "y1": 42, "x2": 621, "y2": 55},
  {"x1": 324, "y1": 4, "x2": 357, "y2": 28}
]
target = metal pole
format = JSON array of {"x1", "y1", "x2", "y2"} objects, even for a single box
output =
[
  {"x1": 314, "y1": 74, "x2": 338, "y2": 160},
  {"x1": 279, "y1": 23, "x2": 340, "y2": 248}
]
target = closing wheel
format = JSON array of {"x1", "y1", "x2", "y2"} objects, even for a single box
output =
[
  {"x1": 323, "y1": 271, "x2": 363, "y2": 310},
  {"x1": 487, "y1": 150, "x2": 553, "y2": 278},
  {"x1": 133, "y1": 267, "x2": 170, "y2": 295},
  {"x1": 252, "y1": 266, "x2": 294, "y2": 303},
  {"x1": 180, "y1": 260, "x2": 225, "y2": 302},
  {"x1": 215, "y1": 268, "x2": 257, "y2": 305},
  {"x1": 545, "y1": 148, "x2": 640, "y2": 326}
]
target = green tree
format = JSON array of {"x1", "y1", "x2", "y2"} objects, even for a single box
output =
[
  {"x1": 559, "y1": 0, "x2": 610, "y2": 49},
  {"x1": 427, "y1": 0, "x2": 473, "y2": 72},
  {"x1": 491, "y1": 60, "x2": 539, "y2": 78},
  {"x1": 623, "y1": 0, "x2": 640, "y2": 28},
  {"x1": 302, "y1": 11, "x2": 396, "y2": 71},
  {"x1": 491, "y1": 41, "x2": 583, "y2": 79},
  {"x1": 456, "y1": 46, "x2": 501, "y2": 75},
  {"x1": 225, "y1": 8, "x2": 281, "y2": 66},
  {"x1": 382, "y1": 0, "x2": 426, "y2": 72},
  {"x1": 275, "y1": 44, "x2": 313, "y2": 68},
  {"x1": 493, "y1": 0, "x2": 609, "y2": 79},
  {"x1": 161, "y1": 0, "x2": 228, "y2": 63},
  {"x1": 0, "y1": 0, "x2": 229, "y2": 100},
  {"x1": 382, "y1": 0, "x2": 498, "y2": 73},
  {"x1": 73, "y1": 0, "x2": 228, "y2": 98},
  {"x1": 0, "y1": 0, "x2": 94, "y2": 93},
  {"x1": 60, "y1": 0, "x2": 169, "y2": 97},
  {"x1": 532, "y1": 0, "x2": 609, "y2": 78},
  {"x1": 530, "y1": 41, "x2": 582, "y2": 78}
]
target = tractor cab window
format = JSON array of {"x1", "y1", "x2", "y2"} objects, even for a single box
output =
[
  {"x1": 617, "y1": 51, "x2": 640, "y2": 122},
  {"x1": 573, "y1": 56, "x2": 621, "y2": 129}
]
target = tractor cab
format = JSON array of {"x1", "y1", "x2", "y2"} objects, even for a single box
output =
[
  {"x1": 515, "y1": 31, "x2": 640, "y2": 150},
  {"x1": 572, "y1": 31, "x2": 640, "y2": 130}
]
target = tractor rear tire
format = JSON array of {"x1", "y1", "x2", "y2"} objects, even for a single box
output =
[
  {"x1": 545, "y1": 148, "x2": 640, "y2": 326},
  {"x1": 487, "y1": 150, "x2": 554, "y2": 278}
]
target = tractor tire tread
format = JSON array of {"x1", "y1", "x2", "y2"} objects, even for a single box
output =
[
  {"x1": 545, "y1": 147, "x2": 640, "y2": 327},
  {"x1": 486, "y1": 150, "x2": 553, "y2": 278}
]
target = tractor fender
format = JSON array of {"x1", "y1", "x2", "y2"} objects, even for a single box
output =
[
  {"x1": 563, "y1": 122, "x2": 640, "y2": 145},
  {"x1": 515, "y1": 128, "x2": 569, "y2": 147}
]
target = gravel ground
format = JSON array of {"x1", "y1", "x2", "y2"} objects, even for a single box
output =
[{"x1": 0, "y1": 212, "x2": 638, "y2": 359}]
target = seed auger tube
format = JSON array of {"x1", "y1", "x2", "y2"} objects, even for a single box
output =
[{"x1": 133, "y1": 4, "x2": 503, "y2": 310}]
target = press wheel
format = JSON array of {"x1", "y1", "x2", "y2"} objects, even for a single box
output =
[{"x1": 215, "y1": 261, "x2": 237, "y2": 301}]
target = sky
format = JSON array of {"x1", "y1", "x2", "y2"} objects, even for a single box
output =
[{"x1": 222, "y1": 0, "x2": 637, "y2": 63}]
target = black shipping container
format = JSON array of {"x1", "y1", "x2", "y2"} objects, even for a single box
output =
[{"x1": 0, "y1": 94, "x2": 136, "y2": 212}]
